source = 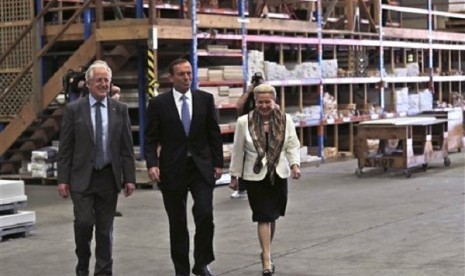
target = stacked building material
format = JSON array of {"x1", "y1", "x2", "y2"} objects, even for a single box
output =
[
  {"x1": 247, "y1": 50, "x2": 265, "y2": 81},
  {"x1": 0, "y1": 180, "x2": 36, "y2": 241},
  {"x1": 29, "y1": 146, "x2": 58, "y2": 178},
  {"x1": 222, "y1": 66, "x2": 243, "y2": 81},
  {"x1": 323, "y1": 92, "x2": 338, "y2": 119}
]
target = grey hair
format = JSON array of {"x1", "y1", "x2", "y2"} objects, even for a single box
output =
[
  {"x1": 253, "y1": 84, "x2": 276, "y2": 99},
  {"x1": 85, "y1": 60, "x2": 112, "y2": 81}
]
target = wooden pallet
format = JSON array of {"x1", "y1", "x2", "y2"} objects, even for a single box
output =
[{"x1": 0, "y1": 222, "x2": 35, "y2": 241}]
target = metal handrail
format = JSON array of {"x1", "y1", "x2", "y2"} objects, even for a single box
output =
[{"x1": 0, "y1": 0, "x2": 93, "y2": 102}]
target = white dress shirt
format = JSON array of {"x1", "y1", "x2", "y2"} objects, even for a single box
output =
[{"x1": 173, "y1": 89, "x2": 192, "y2": 121}]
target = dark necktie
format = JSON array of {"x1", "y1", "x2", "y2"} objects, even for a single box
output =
[
  {"x1": 181, "y1": 95, "x2": 190, "y2": 135},
  {"x1": 94, "y1": 101, "x2": 104, "y2": 168}
]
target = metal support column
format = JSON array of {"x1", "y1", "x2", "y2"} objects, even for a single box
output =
[
  {"x1": 428, "y1": 0, "x2": 434, "y2": 94},
  {"x1": 317, "y1": 0, "x2": 324, "y2": 159},
  {"x1": 191, "y1": 0, "x2": 198, "y2": 90},
  {"x1": 83, "y1": 7, "x2": 91, "y2": 39},
  {"x1": 239, "y1": 0, "x2": 248, "y2": 89},
  {"x1": 378, "y1": 0, "x2": 385, "y2": 110},
  {"x1": 136, "y1": 0, "x2": 144, "y2": 18},
  {"x1": 180, "y1": 0, "x2": 185, "y2": 18},
  {"x1": 137, "y1": 0, "x2": 146, "y2": 158}
]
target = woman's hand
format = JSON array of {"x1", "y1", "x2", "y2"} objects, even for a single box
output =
[
  {"x1": 291, "y1": 164, "x2": 301, "y2": 179},
  {"x1": 229, "y1": 176, "x2": 238, "y2": 190}
]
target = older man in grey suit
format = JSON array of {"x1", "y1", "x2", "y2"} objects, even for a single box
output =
[{"x1": 57, "y1": 60, "x2": 136, "y2": 276}]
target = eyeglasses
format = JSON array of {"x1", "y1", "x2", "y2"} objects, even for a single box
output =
[{"x1": 89, "y1": 77, "x2": 111, "y2": 84}]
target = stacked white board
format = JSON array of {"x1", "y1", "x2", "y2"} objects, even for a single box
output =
[{"x1": 0, "y1": 180, "x2": 36, "y2": 241}]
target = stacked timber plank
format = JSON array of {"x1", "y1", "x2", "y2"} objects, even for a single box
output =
[{"x1": 0, "y1": 180, "x2": 36, "y2": 241}]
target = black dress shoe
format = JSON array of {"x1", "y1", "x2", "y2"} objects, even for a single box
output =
[
  {"x1": 114, "y1": 210, "x2": 123, "y2": 217},
  {"x1": 192, "y1": 265, "x2": 214, "y2": 276},
  {"x1": 262, "y1": 268, "x2": 273, "y2": 276},
  {"x1": 76, "y1": 270, "x2": 89, "y2": 276}
]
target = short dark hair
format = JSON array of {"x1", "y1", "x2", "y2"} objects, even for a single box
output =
[{"x1": 168, "y1": 58, "x2": 190, "y2": 75}]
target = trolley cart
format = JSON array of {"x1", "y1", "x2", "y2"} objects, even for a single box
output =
[{"x1": 356, "y1": 117, "x2": 449, "y2": 178}]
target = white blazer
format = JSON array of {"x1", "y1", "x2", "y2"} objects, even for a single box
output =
[{"x1": 229, "y1": 113, "x2": 301, "y2": 181}]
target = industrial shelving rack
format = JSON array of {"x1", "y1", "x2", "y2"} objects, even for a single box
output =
[{"x1": 188, "y1": 0, "x2": 465, "y2": 158}]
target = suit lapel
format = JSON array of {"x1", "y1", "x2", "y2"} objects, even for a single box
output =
[
  {"x1": 80, "y1": 97, "x2": 95, "y2": 143},
  {"x1": 190, "y1": 90, "x2": 199, "y2": 135}
]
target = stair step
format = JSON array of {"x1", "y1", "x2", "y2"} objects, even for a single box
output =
[
  {"x1": 27, "y1": 125, "x2": 57, "y2": 133},
  {"x1": 5, "y1": 148, "x2": 33, "y2": 155},
  {"x1": 0, "y1": 156, "x2": 22, "y2": 162},
  {"x1": 16, "y1": 137, "x2": 47, "y2": 145}
]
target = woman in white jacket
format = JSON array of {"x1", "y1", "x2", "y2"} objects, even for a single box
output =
[{"x1": 229, "y1": 84, "x2": 301, "y2": 276}]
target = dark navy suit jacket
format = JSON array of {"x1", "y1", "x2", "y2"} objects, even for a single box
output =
[{"x1": 144, "y1": 90, "x2": 223, "y2": 191}]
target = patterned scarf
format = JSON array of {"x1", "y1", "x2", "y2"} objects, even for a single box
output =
[{"x1": 248, "y1": 109, "x2": 286, "y2": 184}]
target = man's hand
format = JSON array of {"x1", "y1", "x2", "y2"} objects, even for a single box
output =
[
  {"x1": 58, "y1": 183, "x2": 70, "y2": 198},
  {"x1": 213, "y1": 167, "x2": 222, "y2": 180},
  {"x1": 124, "y1": 183, "x2": 136, "y2": 197},
  {"x1": 148, "y1": 166, "x2": 160, "y2": 182}
]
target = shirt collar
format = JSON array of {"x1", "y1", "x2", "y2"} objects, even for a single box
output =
[
  {"x1": 89, "y1": 95, "x2": 108, "y2": 107},
  {"x1": 173, "y1": 89, "x2": 192, "y2": 102}
]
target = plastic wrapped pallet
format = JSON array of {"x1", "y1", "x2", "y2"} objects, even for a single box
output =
[
  {"x1": 301, "y1": 105, "x2": 321, "y2": 120},
  {"x1": 296, "y1": 62, "x2": 320, "y2": 78},
  {"x1": 394, "y1": 87, "x2": 409, "y2": 114},
  {"x1": 322, "y1": 59, "x2": 338, "y2": 78},
  {"x1": 247, "y1": 50, "x2": 265, "y2": 82},
  {"x1": 418, "y1": 89, "x2": 433, "y2": 111},
  {"x1": 408, "y1": 94, "x2": 420, "y2": 115},
  {"x1": 323, "y1": 92, "x2": 338, "y2": 119},
  {"x1": 30, "y1": 147, "x2": 58, "y2": 178},
  {"x1": 406, "y1": 63, "x2": 420, "y2": 76}
]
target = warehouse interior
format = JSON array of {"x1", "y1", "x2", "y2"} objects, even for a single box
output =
[{"x1": 0, "y1": 0, "x2": 464, "y2": 275}]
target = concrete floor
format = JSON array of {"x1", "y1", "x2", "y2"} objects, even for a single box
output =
[{"x1": 0, "y1": 153, "x2": 464, "y2": 276}]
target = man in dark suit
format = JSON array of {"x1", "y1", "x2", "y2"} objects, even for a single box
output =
[
  {"x1": 57, "y1": 60, "x2": 136, "y2": 276},
  {"x1": 144, "y1": 58, "x2": 223, "y2": 276}
]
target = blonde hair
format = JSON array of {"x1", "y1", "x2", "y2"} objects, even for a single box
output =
[{"x1": 253, "y1": 84, "x2": 276, "y2": 99}]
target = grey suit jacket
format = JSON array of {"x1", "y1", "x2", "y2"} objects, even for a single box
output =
[{"x1": 57, "y1": 96, "x2": 135, "y2": 193}]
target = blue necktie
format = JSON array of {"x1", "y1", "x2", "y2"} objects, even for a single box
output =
[
  {"x1": 94, "y1": 102, "x2": 104, "y2": 168},
  {"x1": 181, "y1": 95, "x2": 190, "y2": 135}
]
